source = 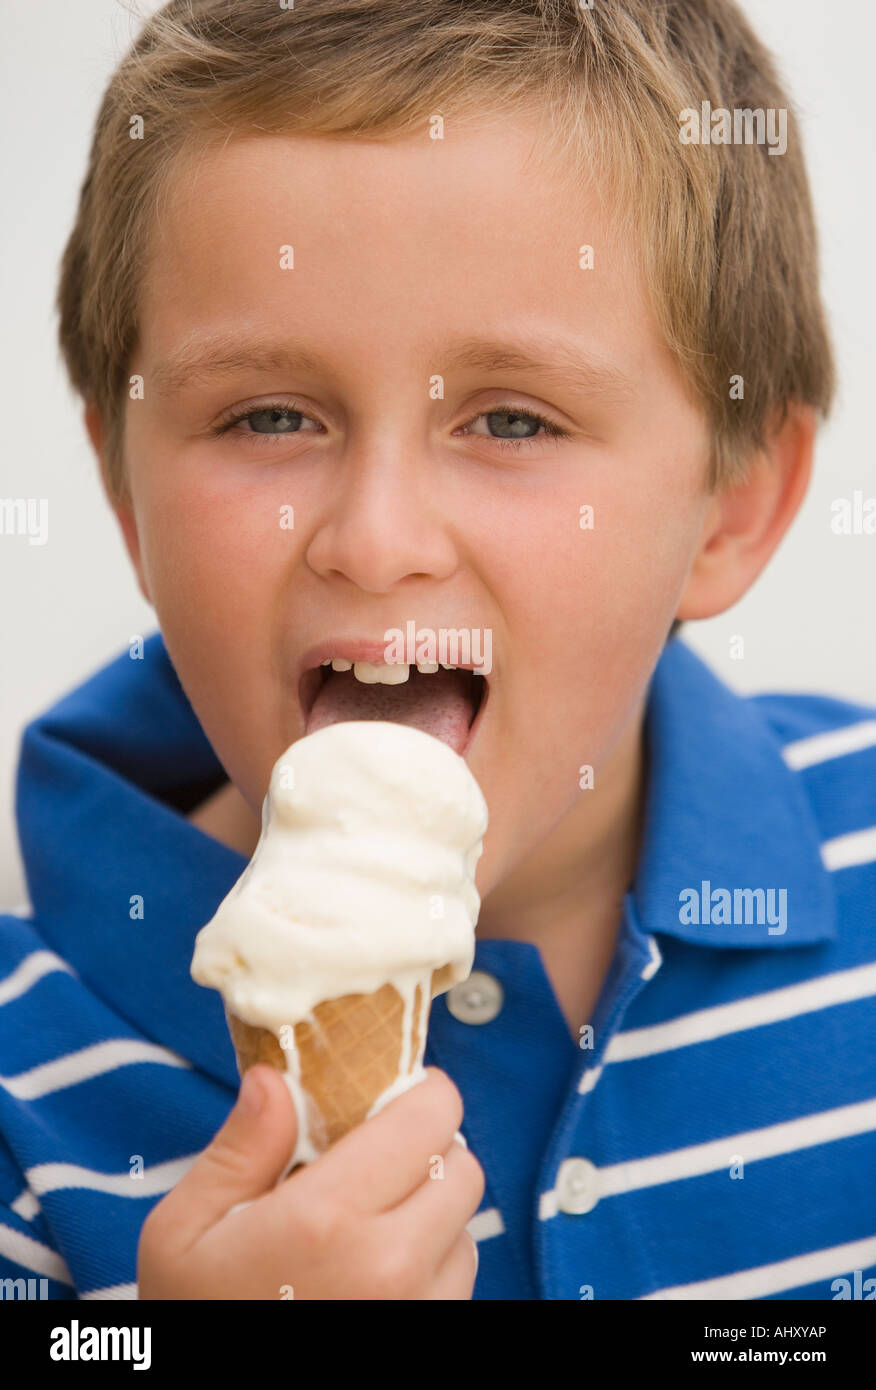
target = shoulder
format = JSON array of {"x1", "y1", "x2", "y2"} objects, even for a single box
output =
[
  {"x1": 749, "y1": 684, "x2": 876, "y2": 754},
  {"x1": 0, "y1": 908, "x2": 74, "y2": 992},
  {"x1": 0, "y1": 911, "x2": 80, "y2": 1087},
  {"x1": 750, "y1": 685, "x2": 876, "y2": 860}
]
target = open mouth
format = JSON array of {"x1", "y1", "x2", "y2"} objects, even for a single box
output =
[{"x1": 299, "y1": 658, "x2": 489, "y2": 756}]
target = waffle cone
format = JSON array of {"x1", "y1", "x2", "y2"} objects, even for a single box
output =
[{"x1": 226, "y1": 962, "x2": 456, "y2": 1153}]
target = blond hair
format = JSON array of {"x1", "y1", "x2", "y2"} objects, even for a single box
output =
[{"x1": 57, "y1": 0, "x2": 835, "y2": 508}]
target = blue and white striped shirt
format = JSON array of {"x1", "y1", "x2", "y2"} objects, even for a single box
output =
[{"x1": 1, "y1": 633, "x2": 875, "y2": 1299}]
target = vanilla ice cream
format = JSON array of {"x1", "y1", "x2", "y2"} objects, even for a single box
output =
[{"x1": 190, "y1": 719, "x2": 488, "y2": 1165}]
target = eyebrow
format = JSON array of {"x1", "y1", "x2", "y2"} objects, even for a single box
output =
[
  {"x1": 442, "y1": 337, "x2": 636, "y2": 405},
  {"x1": 152, "y1": 336, "x2": 325, "y2": 397},
  {"x1": 151, "y1": 330, "x2": 636, "y2": 404}
]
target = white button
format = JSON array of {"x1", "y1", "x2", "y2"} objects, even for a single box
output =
[
  {"x1": 555, "y1": 1157, "x2": 600, "y2": 1215},
  {"x1": 445, "y1": 971, "x2": 503, "y2": 1024}
]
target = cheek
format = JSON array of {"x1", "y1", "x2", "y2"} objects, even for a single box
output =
[
  {"x1": 579, "y1": 452, "x2": 705, "y2": 639},
  {"x1": 134, "y1": 458, "x2": 287, "y2": 630},
  {"x1": 475, "y1": 435, "x2": 703, "y2": 639},
  {"x1": 476, "y1": 480, "x2": 683, "y2": 670},
  {"x1": 482, "y1": 459, "x2": 700, "y2": 768},
  {"x1": 131, "y1": 460, "x2": 293, "y2": 779}
]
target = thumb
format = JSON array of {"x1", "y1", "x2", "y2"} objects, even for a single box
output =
[{"x1": 155, "y1": 1064, "x2": 299, "y2": 1252}]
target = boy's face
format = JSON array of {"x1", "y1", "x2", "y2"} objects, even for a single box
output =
[{"x1": 119, "y1": 114, "x2": 713, "y2": 893}]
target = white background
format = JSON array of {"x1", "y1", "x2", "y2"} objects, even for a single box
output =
[{"x1": 1, "y1": 0, "x2": 874, "y2": 908}]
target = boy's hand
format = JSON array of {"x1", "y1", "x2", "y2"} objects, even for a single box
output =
[{"x1": 137, "y1": 1064, "x2": 483, "y2": 1300}]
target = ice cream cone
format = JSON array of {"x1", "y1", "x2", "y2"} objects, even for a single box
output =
[
  {"x1": 226, "y1": 963, "x2": 456, "y2": 1154},
  {"x1": 191, "y1": 721, "x2": 489, "y2": 1171}
]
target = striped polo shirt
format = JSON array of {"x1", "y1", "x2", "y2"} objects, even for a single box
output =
[{"x1": 1, "y1": 632, "x2": 875, "y2": 1300}]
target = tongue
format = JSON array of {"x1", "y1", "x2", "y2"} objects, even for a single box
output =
[{"x1": 306, "y1": 667, "x2": 475, "y2": 754}]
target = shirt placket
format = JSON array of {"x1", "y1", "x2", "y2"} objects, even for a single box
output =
[{"x1": 532, "y1": 892, "x2": 663, "y2": 1300}]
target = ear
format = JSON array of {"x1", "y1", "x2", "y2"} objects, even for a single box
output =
[
  {"x1": 84, "y1": 401, "x2": 153, "y2": 607},
  {"x1": 676, "y1": 402, "x2": 816, "y2": 621}
]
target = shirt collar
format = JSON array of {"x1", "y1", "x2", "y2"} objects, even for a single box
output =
[
  {"x1": 16, "y1": 632, "x2": 247, "y2": 1092},
  {"x1": 632, "y1": 638, "x2": 836, "y2": 948}
]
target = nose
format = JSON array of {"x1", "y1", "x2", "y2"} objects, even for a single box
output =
[{"x1": 305, "y1": 437, "x2": 459, "y2": 593}]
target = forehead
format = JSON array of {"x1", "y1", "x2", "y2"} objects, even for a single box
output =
[{"x1": 137, "y1": 118, "x2": 657, "y2": 380}]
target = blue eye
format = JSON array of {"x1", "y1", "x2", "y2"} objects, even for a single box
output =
[
  {"x1": 215, "y1": 404, "x2": 313, "y2": 437},
  {"x1": 462, "y1": 408, "x2": 569, "y2": 449},
  {"x1": 240, "y1": 406, "x2": 302, "y2": 434},
  {"x1": 212, "y1": 401, "x2": 570, "y2": 450}
]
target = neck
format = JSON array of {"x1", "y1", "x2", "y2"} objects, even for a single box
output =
[
  {"x1": 476, "y1": 709, "x2": 647, "y2": 949},
  {"x1": 187, "y1": 778, "x2": 262, "y2": 857}
]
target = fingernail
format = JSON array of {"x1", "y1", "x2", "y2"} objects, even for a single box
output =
[{"x1": 239, "y1": 1067, "x2": 266, "y2": 1116}]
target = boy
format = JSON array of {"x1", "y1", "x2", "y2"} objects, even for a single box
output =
[{"x1": 2, "y1": 0, "x2": 874, "y2": 1300}]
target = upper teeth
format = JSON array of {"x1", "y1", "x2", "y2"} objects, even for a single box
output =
[
  {"x1": 348, "y1": 660, "x2": 410, "y2": 685},
  {"x1": 319, "y1": 657, "x2": 480, "y2": 684}
]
